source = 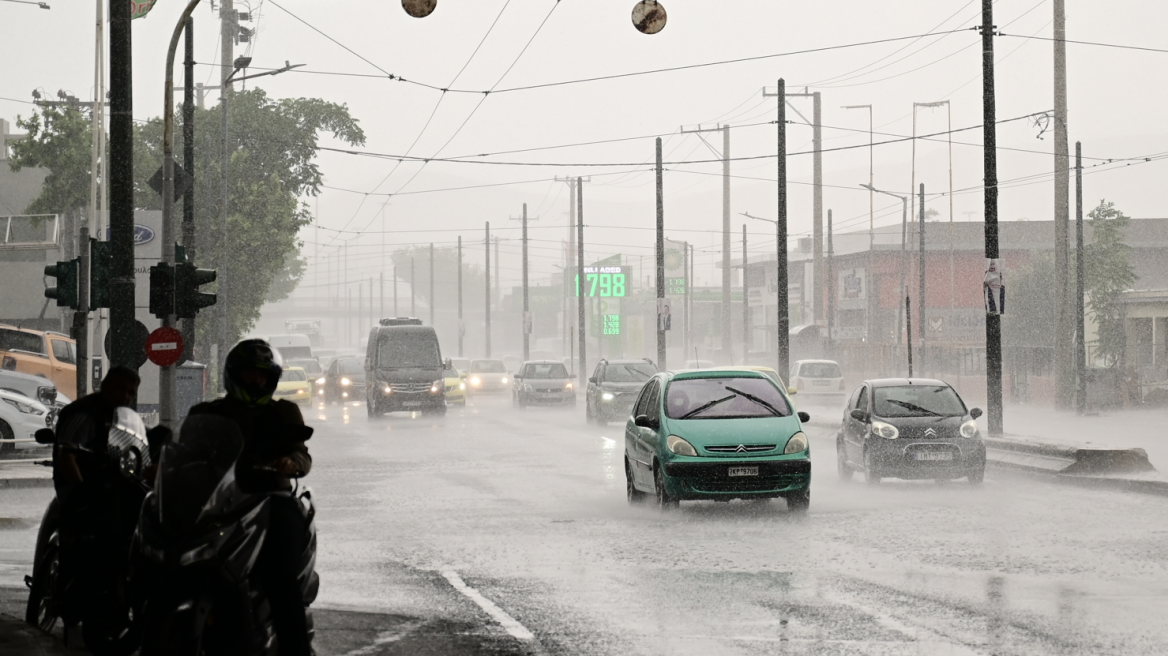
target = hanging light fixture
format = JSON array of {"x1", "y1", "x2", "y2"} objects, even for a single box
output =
[
  {"x1": 632, "y1": 0, "x2": 667, "y2": 34},
  {"x1": 402, "y1": 0, "x2": 436, "y2": 18}
]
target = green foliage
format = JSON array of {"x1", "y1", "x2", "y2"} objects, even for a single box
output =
[
  {"x1": 133, "y1": 89, "x2": 365, "y2": 346},
  {"x1": 8, "y1": 105, "x2": 100, "y2": 216},
  {"x1": 1084, "y1": 200, "x2": 1137, "y2": 367}
]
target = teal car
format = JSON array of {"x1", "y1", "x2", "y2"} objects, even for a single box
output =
[{"x1": 624, "y1": 369, "x2": 812, "y2": 513}]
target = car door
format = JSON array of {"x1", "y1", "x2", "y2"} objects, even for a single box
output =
[
  {"x1": 47, "y1": 337, "x2": 77, "y2": 399},
  {"x1": 843, "y1": 385, "x2": 869, "y2": 463},
  {"x1": 637, "y1": 380, "x2": 663, "y2": 488},
  {"x1": 625, "y1": 381, "x2": 655, "y2": 488}
]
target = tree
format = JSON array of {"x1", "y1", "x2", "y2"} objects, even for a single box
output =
[
  {"x1": 134, "y1": 89, "x2": 365, "y2": 354},
  {"x1": 8, "y1": 104, "x2": 101, "y2": 216},
  {"x1": 1084, "y1": 200, "x2": 1136, "y2": 367},
  {"x1": 1003, "y1": 252, "x2": 1055, "y2": 348}
]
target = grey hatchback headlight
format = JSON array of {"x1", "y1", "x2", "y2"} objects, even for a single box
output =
[
  {"x1": 667, "y1": 435, "x2": 698, "y2": 456},
  {"x1": 960, "y1": 419, "x2": 978, "y2": 438},
  {"x1": 783, "y1": 431, "x2": 808, "y2": 454}
]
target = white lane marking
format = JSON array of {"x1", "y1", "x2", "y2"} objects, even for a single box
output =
[
  {"x1": 441, "y1": 570, "x2": 535, "y2": 641},
  {"x1": 342, "y1": 622, "x2": 421, "y2": 656}
]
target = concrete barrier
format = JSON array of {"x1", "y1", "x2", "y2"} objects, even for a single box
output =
[{"x1": 984, "y1": 436, "x2": 1156, "y2": 476}]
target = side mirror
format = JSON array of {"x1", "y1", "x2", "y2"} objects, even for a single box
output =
[
  {"x1": 634, "y1": 414, "x2": 656, "y2": 429},
  {"x1": 850, "y1": 409, "x2": 869, "y2": 422},
  {"x1": 970, "y1": 407, "x2": 983, "y2": 419},
  {"x1": 797, "y1": 411, "x2": 811, "y2": 423},
  {"x1": 34, "y1": 428, "x2": 55, "y2": 445},
  {"x1": 787, "y1": 386, "x2": 798, "y2": 395},
  {"x1": 513, "y1": 375, "x2": 522, "y2": 381},
  {"x1": 588, "y1": 376, "x2": 597, "y2": 384},
  {"x1": 444, "y1": 358, "x2": 452, "y2": 368}
]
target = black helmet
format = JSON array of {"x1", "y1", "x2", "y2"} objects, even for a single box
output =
[{"x1": 224, "y1": 339, "x2": 283, "y2": 404}]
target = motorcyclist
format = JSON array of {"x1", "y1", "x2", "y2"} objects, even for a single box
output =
[
  {"x1": 52, "y1": 365, "x2": 141, "y2": 625},
  {"x1": 187, "y1": 339, "x2": 313, "y2": 656}
]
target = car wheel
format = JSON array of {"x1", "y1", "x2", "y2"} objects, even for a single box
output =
[
  {"x1": 864, "y1": 450, "x2": 882, "y2": 486},
  {"x1": 0, "y1": 420, "x2": 14, "y2": 455},
  {"x1": 968, "y1": 467, "x2": 985, "y2": 485},
  {"x1": 787, "y1": 489, "x2": 810, "y2": 514},
  {"x1": 836, "y1": 437, "x2": 852, "y2": 482},
  {"x1": 625, "y1": 458, "x2": 646, "y2": 505},
  {"x1": 654, "y1": 465, "x2": 678, "y2": 511}
]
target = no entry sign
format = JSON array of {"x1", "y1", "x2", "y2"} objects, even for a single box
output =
[{"x1": 146, "y1": 326, "x2": 184, "y2": 367}]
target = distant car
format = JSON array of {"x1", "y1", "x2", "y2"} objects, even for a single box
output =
[
  {"x1": 0, "y1": 325, "x2": 78, "y2": 400},
  {"x1": 274, "y1": 367, "x2": 312, "y2": 406},
  {"x1": 837, "y1": 378, "x2": 985, "y2": 485},
  {"x1": 501, "y1": 354, "x2": 523, "y2": 374},
  {"x1": 320, "y1": 356, "x2": 366, "y2": 404},
  {"x1": 0, "y1": 369, "x2": 61, "y2": 410},
  {"x1": 0, "y1": 388, "x2": 54, "y2": 454},
  {"x1": 789, "y1": 360, "x2": 846, "y2": 404},
  {"x1": 586, "y1": 359, "x2": 657, "y2": 424},
  {"x1": 467, "y1": 359, "x2": 509, "y2": 393},
  {"x1": 683, "y1": 359, "x2": 715, "y2": 370},
  {"x1": 625, "y1": 368, "x2": 811, "y2": 512},
  {"x1": 513, "y1": 361, "x2": 575, "y2": 408},
  {"x1": 450, "y1": 358, "x2": 472, "y2": 375},
  {"x1": 443, "y1": 360, "x2": 467, "y2": 406},
  {"x1": 708, "y1": 366, "x2": 793, "y2": 394},
  {"x1": 286, "y1": 358, "x2": 322, "y2": 378}
]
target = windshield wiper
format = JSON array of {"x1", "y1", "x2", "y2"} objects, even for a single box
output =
[
  {"x1": 681, "y1": 394, "x2": 736, "y2": 419},
  {"x1": 886, "y1": 399, "x2": 942, "y2": 416},
  {"x1": 724, "y1": 386, "x2": 783, "y2": 416}
]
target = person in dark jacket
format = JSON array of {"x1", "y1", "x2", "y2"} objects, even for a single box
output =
[
  {"x1": 52, "y1": 365, "x2": 140, "y2": 624},
  {"x1": 187, "y1": 340, "x2": 313, "y2": 656}
]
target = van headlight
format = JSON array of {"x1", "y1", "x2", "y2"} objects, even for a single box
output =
[
  {"x1": 383, "y1": 386, "x2": 392, "y2": 395},
  {"x1": 871, "y1": 420, "x2": 899, "y2": 440},
  {"x1": 340, "y1": 377, "x2": 352, "y2": 386},
  {"x1": 666, "y1": 435, "x2": 698, "y2": 457},
  {"x1": 960, "y1": 419, "x2": 978, "y2": 438},
  {"x1": 783, "y1": 432, "x2": 808, "y2": 454},
  {"x1": 430, "y1": 380, "x2": 443, "y2": 394},
  {"x1": 316, "y1": 377, "x2": 326, "y2": 385}
]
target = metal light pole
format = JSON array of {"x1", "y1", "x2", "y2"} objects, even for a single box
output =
[
  {"x1": 918, "y1": 183, "x2": 926, "y2": 372},
  {"x1": 521, "y1": 204, "x2": 530, "y2": 361},
  {"x1": 429, "y1": 243, "x2": 434, "y2": 326},
  {"x1": 1075, "y1": 141, "x2": 1085, "y2": 414},
  {"x1": 656, "y1": 138, "x2": 666, "y2": 370},
  {"x1": 742, "y1": 224, "x2": 748, "y2": 363},
  {"x1": 577, "y1": 178, "x2": 586, "y2": 378},
  {"x1": 485, "y1": 222, "x2": 491, "y2": 357},
  {"x1": 827, "y1": 209, "x2": 834, "y2": 356},
  {"x1": 457, "y1": 235, "x2": 463, "y2": 357},
  {"x1": 862, "y1": 184, "x2": 909, "y2": 350}
]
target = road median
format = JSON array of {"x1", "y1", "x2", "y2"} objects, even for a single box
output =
[{"x1": 985, "y1": 434, "x2": 1168, "y2": 496}]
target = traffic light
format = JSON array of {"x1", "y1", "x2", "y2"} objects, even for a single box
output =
[
  {"x1": 174, "y1": 262, "x2": 217, "y2": 319},
  {"x1": 149, "y1": 262, "x2": 174, "y2": 318},
  {"x1": 90, "y1": 240, "x2": 112, "y2": 309},
  {"x1": 44, "y1": 259, "x2": 79, "y2": 309}
]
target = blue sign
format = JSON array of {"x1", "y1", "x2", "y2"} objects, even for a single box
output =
[{"x1": 101, "y1": 225, "x2": 156, "y2": 246}]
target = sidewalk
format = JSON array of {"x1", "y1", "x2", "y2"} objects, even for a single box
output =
[
  {"x1": 0, "y1": 614, "x2": 67, "y2": 655},
  {"x1": 0, "y1": 465, "x2": 51, "y2": 490},
  {"x1": 999, "y1": 403, "x2": 1168, "y2": 471}
]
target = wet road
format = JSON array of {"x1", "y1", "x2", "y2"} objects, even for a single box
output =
[{"x1": 3, "y1": 394, "x2": 1168, "y2": 655}]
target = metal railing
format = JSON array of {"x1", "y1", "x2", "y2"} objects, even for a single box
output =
[{"x1": 0, "y1": 214, "x2": 59, "y2": 250}]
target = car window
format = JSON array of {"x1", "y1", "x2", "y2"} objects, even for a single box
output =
[
  {"x1": 665, "y1": 376, "x2": 792, "y2": 419},
  {"x1": 632, "y1": 381, "x2": 654, "y2": 418},
  {"x1": 873, "y1": 385, "x2": 967, "y2": 418},
  {"x1": 280, "y1": 369, "x2": 307, "y2": 382},
  {"x1": 645, "y1": 381, "x2": 662, "y2": 423},
  {"x1": 856, "y1": 386, "x2": 868, "y2": 410},
  {"x1": 338, "y1": 359, "x2": 364, "y2": 375},
  {"x1": 523, "y1": 363, "x2": 568, "y2": 379},
  {"x1": 592, "y1": 363, "x2": 604, "y2": 381},
  {"x1": 376, "y1": 334, "x2": 440, "y2": 369},
  {"x1": 846, "y1": 386, "x2": 861, "y2": 409},
  {"x1": 800, "y1": 362, "x2": 842, "y2": 378},
  {"x1": 604, "y1": 363, "x2": 656, "y2": 383},
  {"x1": 50, "y1": 339, "x2": 76, "y2": 365},
  {"x1": 471, "y1": 360, "x2": 506, "y2": 373},
  {"x1": 0, "y1": 329, "x2": 45, "y2": 355}
]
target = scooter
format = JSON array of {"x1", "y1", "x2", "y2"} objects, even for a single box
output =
[
  {"x1": 24, "y1": 408, "x2": 155, "y2": 655},
  {"x1": 132, "y1": 414, "x2": 319, "y2": 656}
]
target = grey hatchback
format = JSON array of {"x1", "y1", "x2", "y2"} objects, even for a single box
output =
[
  {"x1": 513, "y1": 360, "x2": 576, "y2": 408},
  {"x1": 837, "y1": 378, "x2": 986, "y2": 485}
]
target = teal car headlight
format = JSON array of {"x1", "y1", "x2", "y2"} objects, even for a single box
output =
[
  {"x1": 666, "y1": 435, "x2": 698, "y2": 457},
  {"x1": 783, "y1": 431, "x2": 808, "y2": 454},
  {"x1": 601, "y1": 392, "x2": 615, "y2": 401},
  {"x1": 871, "y1": 420, "x2": 899, "y2": 439},
  {"x1": 960, "y1": 419, "x2": 978, "y2": 438}
]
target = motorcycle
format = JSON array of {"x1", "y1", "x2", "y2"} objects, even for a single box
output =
[
  {"x1": 24, "y1": 408, "x2": 154, "y2": 655},
  {"x1": 132, "y1": 414, "x2": 319, "y2": 656}
]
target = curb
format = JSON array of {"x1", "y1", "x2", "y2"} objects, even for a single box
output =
[
  {"x1": 987, "y1": 460, "x2": 1168, "y2": 497},
  {"x1": 984, "y1": 435, "x2": 1155, "y2": 475},
  {"x1": 0, "y1": 613, "x2": 67, "y2": 655},
  {"x1": 0, "y1": 477, "x2": 53, "y2": 489}
]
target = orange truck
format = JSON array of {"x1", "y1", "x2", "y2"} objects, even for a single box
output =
[{"x1": 0, "y1": 325, "x2": 77, "y2": 401}]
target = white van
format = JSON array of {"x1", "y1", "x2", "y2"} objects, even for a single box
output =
[{"x1": 267, "y1": 334, "x2": 313, "y2": 361}]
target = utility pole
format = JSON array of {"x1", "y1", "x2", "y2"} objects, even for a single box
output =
[
  {"x1": 556, "y1": 175, "x2": 589, "y2": 359},
  {"x1": 863, "y1": 185, "x2": 909, "y2": 348},
  {"x1": 1075, "y1": 141, "x2": 1085, "y2": 414},
  {"x1": 655, "y1": 138, "x2": 666, "y2": 370},
  {"x1": 577, "y1": 179, "x2": 586, "y2": 378},
  {"x1": 679, "y1": 124, "x2": 731, "y2": 360},
  {"x1": 683, "y1": 240, "x2": 690, "y2": 360},
  {"x1": 918, "y1": 183, "x2": 926, "y2": 372},
  {"x1": 457, "y1": 235, "x2": 463, "y2": 357},
  {"x1": 776, "y1": 81, "x2": 790, "y2": 378},
  {"x1": 843, "y1": 103, "x2": 874, "y2": 345},
  {"x1": 393, "y1": 265, "x2": 398, "y2": 316},
  {"x1": 1053, "y1": 0, "x2": 1073, "y2": 409},
  {"x1": 429, "y1": 243, "x2": 434, "y2": 325},
  {"x1": 218, "y1": 0, "x2": 236, "y2": 387},
  {"x1": 485, "y1": 222, "x2": 491, "y2": 357},
  {"x1": 108, "y1": 0, "x2": 136, "y2": 373},
  {"x1": 511, "y1": 204, "x2": 535, "y2": 362},
  {"x1": 981, "y1": 0, "x2": 1004, "y2": 434},
  {"x1": 906, "y1": 296, "x2": 914, "y2": 377},
  {"x1": 182, "y1": 17, "x2": 196, "y2": 366},
  {"x1": 410, "y1": 257, "x2": 415, "y2": 315},
  {"x1": 827, "y1": 210, "x2": 834, "y2": 357},
  {"x1": 742, "y1": 224, "x2": 748, "y2": 362},
  {"x1": 379, "y1": 272, "x2": 384, "y2": 320}
]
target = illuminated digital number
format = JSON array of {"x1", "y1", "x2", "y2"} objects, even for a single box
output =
[
  {"x1": 612, "y1": 274, "x2": 625, "y2": 297},
  {"x1": 599, "y1": 274, "x2": 611, "y2": 297},
  {"x1": 588, "y1": 273, "x2": 598, "y2": 297}
]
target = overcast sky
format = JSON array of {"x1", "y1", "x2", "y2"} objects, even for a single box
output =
[{"x1": 2, "y1": 0, "x2": 1166, "y2": 292}]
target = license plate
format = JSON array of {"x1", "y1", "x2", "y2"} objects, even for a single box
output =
[
  {"x1": 728, "y1": 466, "x2": 759, "y2": 477},
  {"x1": 916, "y1": 451, "x2": 953, "y2": 461},
  {"x1": 813, "y1": 381, "x2": 831, "y2": 386},
  {"x1": 403, "y1": 401, "x2": 423, "y2": 407}
]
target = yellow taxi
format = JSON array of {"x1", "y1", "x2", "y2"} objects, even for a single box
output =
[
  {"x1": 443, "y1": 359, "x2": 467, "y2": 406},
  {"x1": 275, "y1": 366, "x2": 312, "y2": 406}
]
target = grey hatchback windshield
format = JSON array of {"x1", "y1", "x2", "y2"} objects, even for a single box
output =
[
  {"x1": 666, "y1": 377, "x2": 791, "y2": 419},
  {"x1": 471, "y1": 360, "x2": 507, "y2": 373},
  {"x1": 605, "y1": 363, "x2": 656, "y2": 382},
  {"x1": 873, "y1": 385, "x2": 966, "y2": 418},
  {"x1": 800, "y1": 362, "x2": 841, "y2": 378},
  {"x1": 523, "y1": 363, "x2": 568, "y2": 379},
  {"x1": 377, "y1": 335, "x2": 440, "y2": 369}
]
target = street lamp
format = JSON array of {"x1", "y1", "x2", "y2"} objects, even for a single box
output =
[
  {"x1": 741, "y1": 211, "x2": 785, "y2": 371},
  {"x1": 860, "y1": 184, "x2": 910, "y2": 351},
  {"x1": 0, "y1": 0, "x2": 50, "y2": 8}
]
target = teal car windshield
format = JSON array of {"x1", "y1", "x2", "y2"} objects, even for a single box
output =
[
  {"x1": 873, "y1": 385, "x2": 966, "y2": 418},
  {"x1": 665, "y1": 377, "x2": 791, "y2": 420}
]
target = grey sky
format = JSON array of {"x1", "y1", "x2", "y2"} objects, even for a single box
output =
[{"x1": 2, "y1": 0, "x2": 1166, "y2": 290}]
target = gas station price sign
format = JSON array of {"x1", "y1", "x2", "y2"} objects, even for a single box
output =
[
  {"x1": 571, "y1": 265, "x2": 630, "y2": 297},
  {"x1": 602, "y1": 314, "x2": 621, "y2": 335},
  {"x1": 667, "y1": 277, "x2": 687, "y2": 295}
]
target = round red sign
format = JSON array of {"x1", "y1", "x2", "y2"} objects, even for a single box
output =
[{"x1": 146, "y1": 326, "x2": 185, "y2": 367}]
